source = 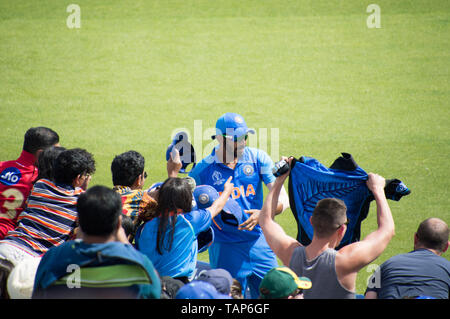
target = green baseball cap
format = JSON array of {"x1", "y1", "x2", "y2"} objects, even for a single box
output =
[{"x1": 259, "y1": 267, "x2": 312, "y2": 299}]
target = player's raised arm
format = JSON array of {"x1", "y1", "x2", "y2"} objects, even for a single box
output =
[{"x1": 206, "y1": 176, "x2": 234, "y2": 218}]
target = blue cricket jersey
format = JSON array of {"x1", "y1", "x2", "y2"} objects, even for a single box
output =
[
  {"x1": 189, "y1": 147, "x2": 276, "y2": 243},
  {"x1": 288, "y1": 156, "x2": 370, "y2": 249}
]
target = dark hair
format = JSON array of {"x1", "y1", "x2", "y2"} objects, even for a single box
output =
[
  {"x1": 36, "y1": 146, "x2": 66, "y2": 182},
  {"x1": 155, "y1": 178, "x2": 193, "y2": 255},
  {"x1": 121, "y1": 214, "x2": 136, "y2": 238},
  {"x1": 416, "y1": 218, "x2": 449, "y2": 252},
  {"x1": 77, "y1": 185, "x2": 122, "y2": 236},
  {"x1": 231, "y1": 279, "x2": 243, "y2": 299},
  {"x1": 311, "y1": 198, "x2": 347, "y2": 238},
  {"x1": 53, "y1": 148, "x2": 96, "y2": 185},
  {"x1": 23, "y1": 127, "x2": 59, "y2": 155},
  {"x1": 111, "y1": 151, "x2": 145, "y2": 187}
]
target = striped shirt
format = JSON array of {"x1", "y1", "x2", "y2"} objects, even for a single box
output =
[{"x1": 1, "y1": 179, "x2": 83, "y2": 255}]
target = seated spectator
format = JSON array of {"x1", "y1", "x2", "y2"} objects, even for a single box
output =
[
  {"x1": 134, "y1": 176, "x2": 233, "y2": 282},
  {"x1": 111, "y1": 150, "x2": 156, "y2": 222},
  {"x1": 111, "y1": 150, "x2": 183, "y2": 226},
  {"x1": 175, "y1": 280, "x2": 231, "y2": 299},
  {"x1": 35, "y1": 146, "x2": 66, "y2": 182},
  {"x1": 259, "y1": 266, "x2": 312, "y2": 299},
  {"x1": 259, "y1": 156, "x2": 395, "y2": 299},
  {"x1": 32, "y1": 185, "x2": 161, "y2": 299},
  {"x1": 365, "y1": 218, "x2": 450, "y2": 299},
  {"x1": 197, "y1": 268, "x2": 234, "y2": 296},
  {"x1": 230, "y1": 278, "x2": 244, "y2": 299},
  {"x1": 121, "y1": 215, "x2": 137, "y2": 241},
  {"x1": 1, "y1": 146, "x2": 63, "y2": 299},
  {"x1": 0, "y1": 127, "x2": 60, "y2": 239},
  {"x1": 160, "y1": 276, "x2": 185, "y2": 299},
  {"x1": 0, "y1": 148, "x2": 96, "y2": 266}
]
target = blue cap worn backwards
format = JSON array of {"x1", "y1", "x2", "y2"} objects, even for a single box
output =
[{"x1": 212, "y1": 113, "x2": 255, "y2": 141}]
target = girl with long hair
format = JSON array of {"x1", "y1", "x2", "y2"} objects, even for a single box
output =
[{"x1": 135, "y1": 176, "x2": 233, "y2": 282}]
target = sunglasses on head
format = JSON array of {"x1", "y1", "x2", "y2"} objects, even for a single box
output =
[
  {"x1": 222, "y1": 134, "x2": 248, "y2": 143},
  {"x1": 335, "y1": 219, "x2": 349, "y2": 230}
]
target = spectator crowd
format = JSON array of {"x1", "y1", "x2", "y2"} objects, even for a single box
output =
[{"x1": 0, "y1": 115, "x2": 448, "y2": 299}]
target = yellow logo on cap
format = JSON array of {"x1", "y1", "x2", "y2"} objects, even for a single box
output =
[{"x1": 276, "y1": 267, "x2": 312, "y2": 290}]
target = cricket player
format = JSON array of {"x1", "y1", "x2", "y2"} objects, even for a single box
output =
[{"x1": 189, "y1": 112, "x2": 289, "y2": 298}]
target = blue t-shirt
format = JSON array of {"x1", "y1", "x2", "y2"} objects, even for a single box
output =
[
  {"x1": 135, "y1": 209, "x2": 212, "y2": 279},
  {"x1": 189, "y1": 147, "x2": 276, "y2": 242},
  {"x1": 366, "y1": 249, "x2": 450, "y2": 299}
]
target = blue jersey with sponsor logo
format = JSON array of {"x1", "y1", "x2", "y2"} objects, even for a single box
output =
[{"x1": 189, "y1": 147, "x2": 275, "y2": 242}]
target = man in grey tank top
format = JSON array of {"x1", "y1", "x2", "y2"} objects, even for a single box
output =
[{"x1": 259, "y1": 157, "x2": 395, "y2": 299}]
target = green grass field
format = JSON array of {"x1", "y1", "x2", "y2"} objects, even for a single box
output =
[{"x1": 0, "y1": 1, "x2": 449, "y2": 295}]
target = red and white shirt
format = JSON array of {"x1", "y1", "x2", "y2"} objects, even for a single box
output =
[{"x1": 0, "y1": 150, "x2": 38, "y2": 239}]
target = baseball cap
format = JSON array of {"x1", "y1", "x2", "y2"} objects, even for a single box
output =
[
  {"x1": 165, "y1": 131, "x2": 197, "y2": 174},
  {"x1": 259, "y1": 267, "x2": 312, "y2": 299},
  {"x1": 175, "y1": 281, "x2": 231, "y2": 299},
  {"x1": 197, "y1": 268, "x2": 233, "y2": 295},
  {"x1": 193, "y1": 186, "x2": 218, "y2": 252},
  {"x1": 197, "y1": 226, "x2": 214, "y2": 253},
  {"x1": 221, "y1": 198, "x2": 244, "y2": 226},
  {"x1": 212, "y1": 113, "x2": 255, "y2": 141},
  {"x1": 193, "y1": 185, "x2": 219, "y2": 209},
  {"x1": 192, "y1": 185, "x2": 218, "y2": 253},
  {"x1": 193, "y1": 185, "x2": 243, "y2": 226}
]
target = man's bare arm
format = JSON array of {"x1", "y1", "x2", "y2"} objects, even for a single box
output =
[
  {"x1": 338, "y1": 173, "x2": 395, "y2": 274},
  {"x1": 266, "y1": 181, "x2": 290, "y2": 215}
]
